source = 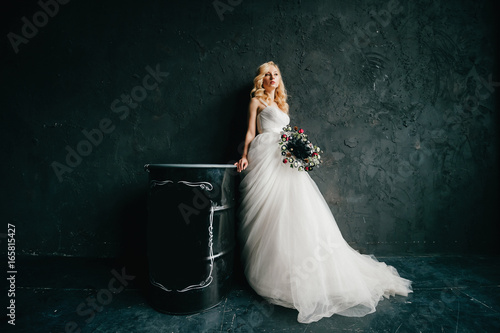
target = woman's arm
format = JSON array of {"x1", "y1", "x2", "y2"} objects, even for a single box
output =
[{"x1": 234, "y1": 98, "x2": 260, "y2": 172}]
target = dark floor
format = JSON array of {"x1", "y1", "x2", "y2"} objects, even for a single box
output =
[{"x1": 4, "y1": 254, "x2": 500, "y2": 332}]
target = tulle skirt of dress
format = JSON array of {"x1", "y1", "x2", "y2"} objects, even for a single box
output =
[{"x1": 237, "y1": 131, "x2": 413, "y2": 324}]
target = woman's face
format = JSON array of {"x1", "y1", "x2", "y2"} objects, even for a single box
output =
[{"x1": 262, "y1": 66, "x2": 280, "y2": 91}]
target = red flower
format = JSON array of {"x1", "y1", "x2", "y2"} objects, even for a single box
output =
[
  {"x1": 283, "y1": 159, "x2": 288, "y2": 164},
  {"x1": 305, "y1": 166, "x2": 309, "y2": 171},
  {"x1": 312, "y1": 152, "x2": 318, "y2": 156},
  {"x1": 298, "y1": 129, "x2": 304, "y2": 134}
]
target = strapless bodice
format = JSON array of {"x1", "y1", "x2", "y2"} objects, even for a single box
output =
[{"x1": 257, "y1": 106, "x2": 290, "y2": 134}]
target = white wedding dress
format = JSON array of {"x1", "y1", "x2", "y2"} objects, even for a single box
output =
[{"x1": 237, "y1": 99, "x2": 413, "y2": 323}]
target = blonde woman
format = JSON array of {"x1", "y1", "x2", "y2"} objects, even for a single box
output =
[{"x1": 234, "y1": 61, "x2": 412, "y2": 324}]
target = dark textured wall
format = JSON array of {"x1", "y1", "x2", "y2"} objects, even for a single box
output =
[{"x1": 2, "y1": 0, "x2": 499, "y2": 258}]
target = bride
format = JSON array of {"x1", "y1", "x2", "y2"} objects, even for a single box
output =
[{"x1": 233, "y1": 61, "x2": 413, "y2": 324}]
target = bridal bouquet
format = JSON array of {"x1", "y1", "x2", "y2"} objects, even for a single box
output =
[{"x1": 279, "y1": 125, "x2": 323, "y2": 172}]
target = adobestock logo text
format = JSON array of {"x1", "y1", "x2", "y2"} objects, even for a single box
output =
[
  {"x1": 51, "y1": 63, "x2": 169, "y2": 182},
  {"x1": 7, "y1": 0, "x2": 71, "y2": 54}
]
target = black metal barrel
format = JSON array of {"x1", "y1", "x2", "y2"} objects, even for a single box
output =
[{"x1": 144, "y1": 164, "x2": 237, "y2": 314}]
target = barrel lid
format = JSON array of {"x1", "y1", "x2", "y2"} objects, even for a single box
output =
[{"x1": 144, "y1": 163, "x2": 236, "y2": 171}]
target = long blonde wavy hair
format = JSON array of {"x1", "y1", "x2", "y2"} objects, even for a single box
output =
[{"x1": 250, "y1": 61, "x2": 289, "y2": 114}]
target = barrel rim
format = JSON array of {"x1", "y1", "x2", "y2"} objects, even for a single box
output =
[{"x1": 145, "y1": 163, "x2": 237, "y2": 170}]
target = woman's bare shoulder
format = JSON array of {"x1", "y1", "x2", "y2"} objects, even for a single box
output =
[
  {"x1": 250, "y1": 97, "x2": 261, "y2": 106},
  {"x1": 249, "y1": 97, "x2": 262, "y2": 114}
]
